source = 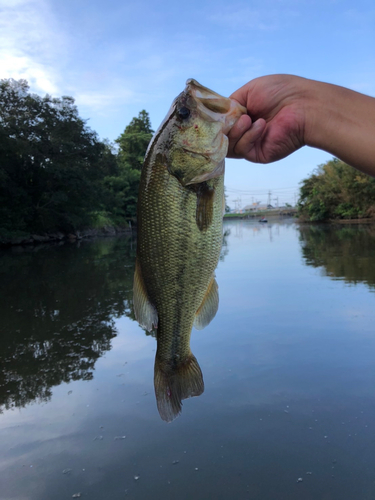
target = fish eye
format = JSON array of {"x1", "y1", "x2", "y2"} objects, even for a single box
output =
[{"x1": 177, "y1": 107, "x2": 190, "y2": 120}]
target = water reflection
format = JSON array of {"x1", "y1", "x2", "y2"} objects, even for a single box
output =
[
  {"x1": 299, "y1": 224, "x2": 375, "y2": 288},
  {"x1": 0, "y1": 232, "x2": 230, "y2": 418},
  {"x1": 5, "y1": 222, "x2": 372, "y2": 420},
  {"x1": 2, "y1": 223, "x2": 372, "y2": 421},
  {"x1": 2, "y1": 222, "x2": 375, "y2": 499},
  {"x1": 230, "y1": 218, "x2": 289, "y2": 242},
  {"x1": 0, "y1": 237, "x2": 136, "y2": 413}
]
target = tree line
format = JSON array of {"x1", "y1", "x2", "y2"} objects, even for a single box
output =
[
  {"x1": 298, "y1": 158, "x2": 375, "y2": 221},
  {"x1": 0, "y1": 78, "x2": 153, "y2": 242},
  {"x1": 2, "y1": 79, "x2": 374, "y2": 241}
]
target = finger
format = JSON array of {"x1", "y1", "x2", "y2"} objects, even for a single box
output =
[
  {"x1": 229, "y1": 84, "x2": 251, "y2": 107},
  {"x1": 234, "y1": 118, "x2": 266, "y2": 162},
  {"x1": 229, "y1": 118, "x2": 267, "y2": 162},
  {"x1": 227, "y1": 114, "x2": 252, "y2": 157}
]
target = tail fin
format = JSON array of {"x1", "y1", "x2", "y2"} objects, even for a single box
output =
[{"x1": 154, "y1": 354, "x2": 204, "y2": 423}]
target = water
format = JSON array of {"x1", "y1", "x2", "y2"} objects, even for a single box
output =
[{"x1": 1, "y1": 220, "x2": 375, "y2": 499}]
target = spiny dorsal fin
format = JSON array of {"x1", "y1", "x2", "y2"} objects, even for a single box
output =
[
  {"x1": 193, "y1": 275, "x2": 219, "y2": 330},
  {"x1": 133, "y1": 258, "x2": 158, "y2": 331},
  {"x1": 154, "y1": 353, "x2": 204, "y2": 423}
]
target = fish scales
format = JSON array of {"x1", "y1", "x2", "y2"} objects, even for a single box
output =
[
  {"x1": 134, "y1": 79, "x2": 246, "y2": 421},
  {"x1": 138, "y1": 158, "x2": 223, "y2": 358}
]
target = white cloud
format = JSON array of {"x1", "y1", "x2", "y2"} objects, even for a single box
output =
[
  {"x1": 74, "y1": 86, "x2": 136, "y2": 115},
  {"x1": 0, "y1": 0, "x2": 65, "y2": 94},
  {"x1": 0, "y1": 0, "x2": 142, "y2": 113}
]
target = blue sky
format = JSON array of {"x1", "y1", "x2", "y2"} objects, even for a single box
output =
[{"x1": 1, "y1": 0, "x2": 374, "y2": 206}]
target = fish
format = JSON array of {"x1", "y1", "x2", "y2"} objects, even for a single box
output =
[{"x1": 133, "y1": 79, "x2": 246, "y2": 422}]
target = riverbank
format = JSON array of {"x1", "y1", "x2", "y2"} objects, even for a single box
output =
[
  {"x1": 224, "y1": 210, "x2": 375, "y2": 224},
  {"x1": 224, "y1": 208, "x2": 298, "y2": 220},
  {"x1": 4, "y1": 213, "x2": 375, "y2": 248},
  {"x1": 0, "y1": 226, "x2": 132, "y2": 248}
]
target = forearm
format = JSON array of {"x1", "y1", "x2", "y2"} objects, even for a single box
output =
[{"x1": 304, "y1": 80, "x2": 375, "y2": 176}]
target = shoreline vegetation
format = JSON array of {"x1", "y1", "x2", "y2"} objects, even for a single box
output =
[
  {"x1": 225, "y1": 157, "x2": 375, "y2": 225},
  {"x1": 298, "y1": 158, "x2": 375, "y2": 222},
  {"x1": 0, "y1": 79, "x2": 152, "y2": 247},
  {"x1": 2, "y1": 80, "x2": 374, "y2": 247}
]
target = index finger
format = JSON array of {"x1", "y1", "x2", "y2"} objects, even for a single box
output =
[{"x1": 227, "y1": 114, "x2": 252, "y2": 158}]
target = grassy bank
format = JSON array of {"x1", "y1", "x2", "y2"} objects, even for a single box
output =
[{"x1": 224, "y1": 209, "x2": 298, "y2": 220}]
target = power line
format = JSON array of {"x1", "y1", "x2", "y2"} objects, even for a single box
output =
[{"x1": 226, "y1": 186, "x2": 299, "y2": 195}]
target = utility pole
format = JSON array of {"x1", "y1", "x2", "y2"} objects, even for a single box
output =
[
  {"x1": 267, "y1": 190, "x2": 272, "y2": 207},
  {"x1": 274, "y1": 197, "x2": 279, "y2": 208},
  {"x1": 233, "y1": 197, "x2": 242, "y2": 213}
]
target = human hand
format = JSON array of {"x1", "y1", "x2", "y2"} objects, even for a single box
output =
[{"x1": 227, "y1": 75, "x2": 309, "y2": 163}]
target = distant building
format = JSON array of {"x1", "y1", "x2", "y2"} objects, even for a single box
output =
[{"x1": 243, "y1": 203, "x2": 273, "y2": 212}]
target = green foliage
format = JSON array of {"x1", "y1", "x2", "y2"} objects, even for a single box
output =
[
  {"x1": 115, "y1": 110, "x2": 153, "y2": 171},
  {"x1": 0, "y1": 79, "x2": 153, "y2": 239},
  {"x1": 106, "y1": 110, "x2": 153, "y2": 220},
  {"x1": 0, "y1": 78, "x2": 118, "y2": 235},
  {"x1": 298, "y1": 158, "x2": 375, "y2": 221},
  {"x1": 90, "y1": 210, "x2": 117, "y2": 229}
]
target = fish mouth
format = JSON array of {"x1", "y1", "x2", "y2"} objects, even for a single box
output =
[
  {"x1": 184, "y1": 78, "x2": 246, "y2": 133},
  {"x1": 186, "y1": 78, "x2": 231, "y2": 114}
]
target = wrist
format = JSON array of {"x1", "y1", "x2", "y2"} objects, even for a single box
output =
[
  {"x1": 303, "y1": 79, "x2": 375, "y2": 175},
  {"x1": 303, "y1": 80, "x2": 343, "y2": 152}
]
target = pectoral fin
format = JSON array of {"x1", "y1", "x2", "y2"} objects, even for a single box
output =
[
  {"x1": 196, "y1": 182, "x2": 215, "y2": 232},
  {"x1": 193, "y1": 276, "x2": 219, "y2": 330},
  {"x1": 133, "y1": 258, "x2": 158, "y2": 331}
]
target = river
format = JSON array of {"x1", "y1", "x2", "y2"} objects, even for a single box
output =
[{"x1": 1, "y1": 219, "x2": 375, "y2": 499}]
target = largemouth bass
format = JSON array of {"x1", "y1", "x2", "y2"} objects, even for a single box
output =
[{"x1": 134, "y1": 79, "x2": 246, "y2": 422}]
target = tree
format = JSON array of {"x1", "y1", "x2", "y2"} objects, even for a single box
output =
[
  {"x1": 298, "y1": 158, "x2": 375, "y2": 221},
  {"x1": 104, "y1": 110, "x2": 154, "y2": 220},
  {"x1": 116, "y1": 110, "x2": 153, "y2": 171},
  {"x1": 0, "y1": 80, "x2": 155, "y2": 239},
  {"x1": 0, "y1": 78, "x2": 117, "y2": 236}
]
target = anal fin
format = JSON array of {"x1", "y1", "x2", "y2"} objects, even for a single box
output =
[
  {"x1": 193, "y1": 275, "x2": 219, "y2": 330},
  {"x1": 133, "y1": 258, "x2": 158, "y2": 331}
]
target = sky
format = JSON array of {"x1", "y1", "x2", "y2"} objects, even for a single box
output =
[{"x1": 1, "y1": 0, "x2": 374, "y2": 207}]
